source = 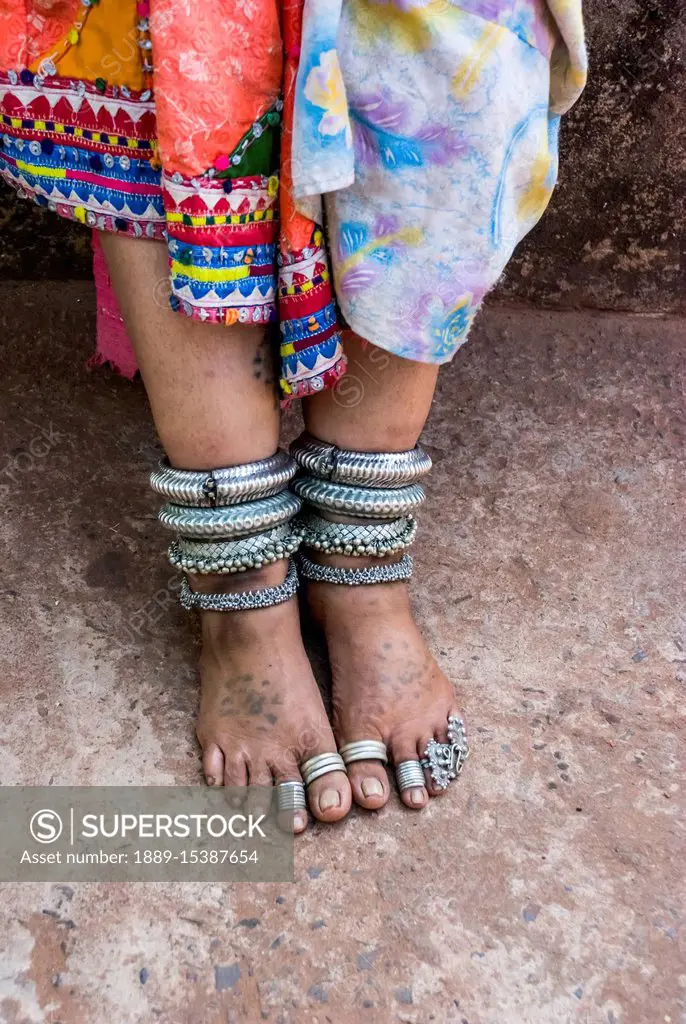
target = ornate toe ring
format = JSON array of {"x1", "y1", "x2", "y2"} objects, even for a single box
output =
[
  {"x1": 276, "y1": 781, "x2": 307, "y2": 812},
  {"x1": 339, "y1": 740, "x2": 388, "y2": 765},
  {"x1": 395, "y1": 760, "x2": 426, "y2": 792},
  {"x1": 420, "y1": 715, "x2": 470, "y2": 790},
  {"x1": 300, "y1": 753, "x2": 348, "y2": 786}
]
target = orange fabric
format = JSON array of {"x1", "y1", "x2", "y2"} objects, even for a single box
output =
[
  {"x1": 0, "y1": 0, "x2": 80, "y2": 68},
  {"x1": 149, "y1": 0, "x2": 283, "y2": 177}
]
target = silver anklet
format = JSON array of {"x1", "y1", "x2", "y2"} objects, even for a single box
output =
[
  {"x1": 151, "y1": 451, "x2": 297, "y2": 507},
  {"x1": 297, "y1": 553, "x2": 413, "y2": 585},
  {"x1": 159, "y1": 491, "x2": 302, "y2": 538},
  {"x1": 291, "y1": 476, "x2": 424, "y2": 519},
  {"x1": 168, "y1": 524, "x2": 301, "y2": 574},
  {"x1": 290, "y1": 433, "x2": 432, "y2": 488},
  {"x1": 179, "y1": 559, "x2": 299, "y2": 611},
  {"x1": 293, "y1": 511, "x2": 417, "y2": 557}
]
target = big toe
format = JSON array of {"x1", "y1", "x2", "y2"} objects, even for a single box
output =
[{"x1": 307, "y1": 770, "x2": 352, "y2": 823}]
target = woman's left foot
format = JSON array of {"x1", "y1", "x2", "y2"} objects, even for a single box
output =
[{"x1": 305, "y1": 568, "x2": 465, "y2": 811}]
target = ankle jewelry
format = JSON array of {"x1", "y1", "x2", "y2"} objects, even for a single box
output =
[
  {"x1": 293, "y1": 510, "x2": 417, "y2": 558},
  {"x1": 150, "y1": 452, "x2": 296, "y2": 506},
  {"x1": 152, "y1": 451, "x2": 302, "y2": 603},
  {"x1": 158, "y1": 490, "x2": 301, "y2": 538},
  {"x1": 297, "y1": 552, "x2": 414, "y2": 586},
  {"x1": 178, "y1": 559, "x2": 299, "y2": 611},
  {"x1": 292, "y1": 476, "x2": 425, "y2": 518},
  {"x1": 169, "y1": 524, "x2": 300, "y2": 575},
  {"x1": 290, "y1": 433, "x2": 431, "y2": 487},
  {"x1": 290, "y1": 432, "x2": 431, "y2": 585}
]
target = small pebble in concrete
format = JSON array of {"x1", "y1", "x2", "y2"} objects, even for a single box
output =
[
  {"x1": 311, "y1": 919, "x2": 326, "y2": 929},
  {"x1": 139, "y1": 968, "x2": 148, "y2": 985},
  {"x1": 270, "y1": 934, "x2": 285, "y2": 949},
  {"x1": 363, "y1": 1000, "x2": 373, "y2": 1008},
  {"x1": 613, "y1": 468, "x2": 633, "y2": 485},
  {"x1": 308, "y1": 984, "x2": 328, "y2": 1003},
  {"x1": 307, "y1": 866, "x2": 324, "y2": 878},
  {"x1": 275, "y1": 896, "x2": 285, "y2": 904},
  {"x1": 632, "y1": 649, "x2": 648, "y2": 662},
  {"x1": 215, "y1": 964, "x2": 241, "y2": 991},
  {"x1": 357, "y1": 950, "x2": 379, "y2": 971},
  {"x1": 395, "y1": 987, "x2": 413, "y2": 1005},
  {"x1": 573, "y1": 986, "x2": 584, "y2": 999},
  {"x1": 523, "y1": 904, "x2": 541, "y2": 923},
  {"x1": 237, "y1": 917, "x2": 260, "y2": 928}
]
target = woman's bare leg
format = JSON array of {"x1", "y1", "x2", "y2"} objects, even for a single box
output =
[
  {"x1": 303, "y1": 332, "x2": 463, "y2": 811},
  {"x1": 100, "y1": 233, "x2": 351, "y2": 829}
]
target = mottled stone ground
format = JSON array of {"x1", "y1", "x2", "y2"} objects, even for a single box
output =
[{"x1": 0, "y1": 283, "x2": 683, "y2": 1023}]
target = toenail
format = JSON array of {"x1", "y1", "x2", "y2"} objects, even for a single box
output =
[
  {"x1": 409, "y1": 788, "x2": 425, "y2": 807},
  {"x1": 205, "y1": 776, "x2": 215, "y2": 786},
  {"x1": 294, "y1": 810, "x2": 307, "y2": 830},
  {"x1": 361, "y1": 778, "x2": 384, "y2": 798},
  {"x1": 319, "y1": 789, "x2": 341, "y2": 811}
]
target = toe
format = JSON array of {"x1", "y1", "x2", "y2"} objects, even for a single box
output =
[
  {"x1": 223, "y1": 755, "x2": 248, "y2": 806},
  {"x1": 391, "y1": 735, "x2": 429, "y2": 810},
  {"x1": 202, "y1": 743, "x2": 224, "y2": 787},
  {"x1": 246, "y1": 762, "x2": 274, "y2": 821},
  {"x1": 346, "y1": 761, "x2": 390, "y2": 810},
  {"x1": 299, "y1": 724, "x2": 352, "y2": 824},
  {"x1": 307, "y1": 769, "x2": 351, "y2": 822},
  {"x1": 272, "y1": 761, "x2": 309, "y2": 835}
]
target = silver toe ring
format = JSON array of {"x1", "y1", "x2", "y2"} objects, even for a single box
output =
[
  {"x1": 421, "y1": 715, "x2": 469, "y2": 789},
  {"x1": 395, "y1": 760, "x2": 425, "y2": 792},
  {"x1": 339, "y1": 740, "x2": 388, "y2": 765},
  {"x1": 276, "y1": 781, "x2": 307, "y2": 812},
  {"x1": 300, "y1": 752, "x2": 347, "y2": 786}
]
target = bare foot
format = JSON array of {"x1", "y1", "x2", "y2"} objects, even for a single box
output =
[
  {"x1": 193, "y1": 563, "x2": 351, "y2": 833},
  {"x1": 305, "y1": 557, "x2": 464, "y2": 812}
]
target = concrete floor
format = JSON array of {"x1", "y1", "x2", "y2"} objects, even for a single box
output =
[{"x1": 0, "y1": 283, "x2": 683, "y2": 1024}]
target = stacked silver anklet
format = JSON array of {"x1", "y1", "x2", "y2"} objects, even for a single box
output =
[
  {"x1": 152, "y1": 452, "x2": 303, "y2": 609},
  {"x1": 290, "y1": 432, "x2": 431, "y2": 586}
]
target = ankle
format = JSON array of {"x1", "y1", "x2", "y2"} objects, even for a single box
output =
[
  {"x1": 193, "y1": 562, "x2": 297, "y2": 648},
  {"x1": 190, "y1": 561, "x2": 288, "y2": 595}
]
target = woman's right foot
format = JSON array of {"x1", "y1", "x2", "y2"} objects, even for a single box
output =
[{"x1": 194, "y1": 564, "x2": 351, "y2": 833}]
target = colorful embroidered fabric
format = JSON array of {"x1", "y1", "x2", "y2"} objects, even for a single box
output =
[
  {"x1": 0, "y1": 0, "x2": 347, "y2": 399},
  {"x1": 0, "y1": 0, "x2": 586, "y2": 388}
]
